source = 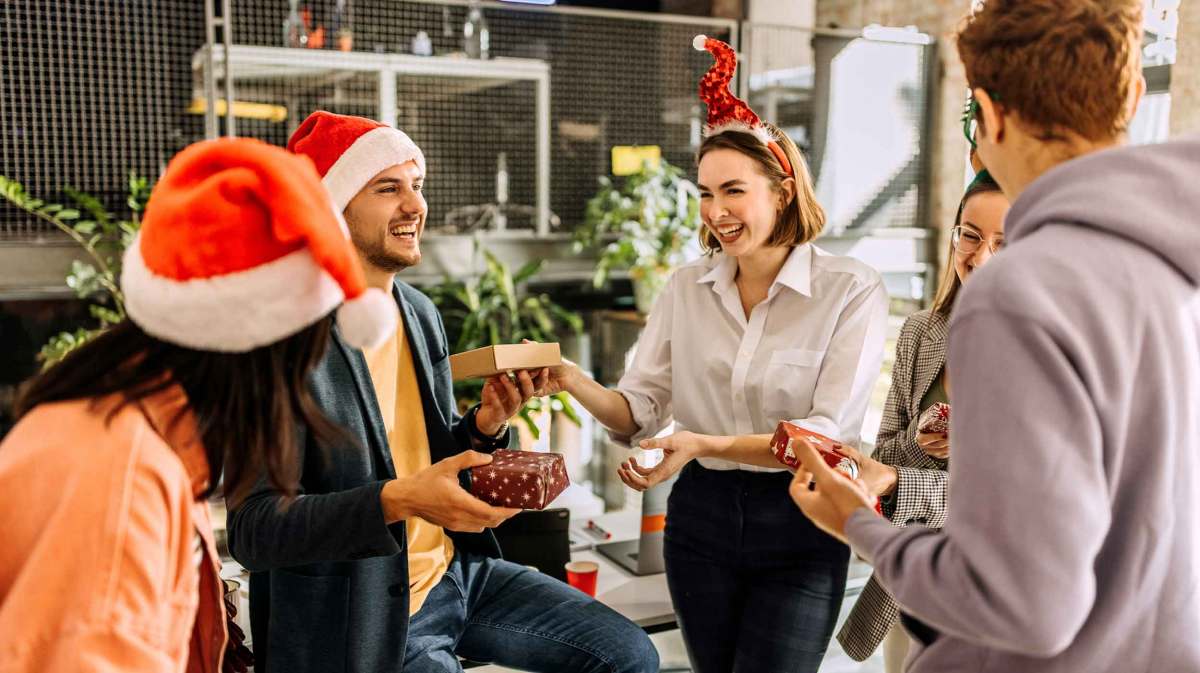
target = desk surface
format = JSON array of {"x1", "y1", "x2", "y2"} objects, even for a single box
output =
[{"x1": 572, "y1": 508, "x2": 676, "y2": 629}]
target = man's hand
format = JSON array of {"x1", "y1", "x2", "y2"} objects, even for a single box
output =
[
  {"x1": 475, "y1": 368, "x2": 550, "y2": 437},
  {"x1": 617, "y1": 431, "x2": 711, "y2": 492},
  {"x1": 788, "y1": 438, "x2": 878, "y2": 544},
  {"x1": 836, "y1": 444, "x2": 899, "y2": 496},
  {"x1": 381, "y1": 451, "x2": 520, "y2": 532}
]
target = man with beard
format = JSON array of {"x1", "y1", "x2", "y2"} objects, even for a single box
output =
[{"x1": 227, "y1": 111, "x2": 659, "y2": 673}]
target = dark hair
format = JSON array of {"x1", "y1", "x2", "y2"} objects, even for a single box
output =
[
  {"x1": 696, "y1": 122, "x2": 825, "y2": 253},
  {"x1": 15, "y1": 317, "x2": 342, "y2": 506},
  {"x1": 957, "y1": 0, "x2": 1142, "y2": 142},
  {"x1": 930, "y1": 172, "x2": 1004, "y2": 316}
]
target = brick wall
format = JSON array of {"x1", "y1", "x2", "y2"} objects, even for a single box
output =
[{"x1": 1170, "y1": 0, "x2": 1200, "y2": 135}]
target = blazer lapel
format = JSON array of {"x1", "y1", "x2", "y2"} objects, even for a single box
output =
[
  {"x1": 394, "y1": 283, "x2": 451, "y2": 433},
  {"x1": 909, "y1": 313, "x2": 949, "y2": 418},
  {"x1": 331, "y1": 322, "x2": 397, "y2": 478}
]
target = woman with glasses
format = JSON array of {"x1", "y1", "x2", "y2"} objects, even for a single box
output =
[{"x1": 830, "y1": 169, "x2": 1009, "y2": 673}]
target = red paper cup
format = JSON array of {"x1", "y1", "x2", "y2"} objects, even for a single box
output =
[{"x1": 565, "y1": 561, "x2": 599, "y2": 597}]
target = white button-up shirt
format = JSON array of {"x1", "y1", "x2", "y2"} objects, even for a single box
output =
[{"x1": 615, "y1": 243, "x2": 888, "y2": 472}]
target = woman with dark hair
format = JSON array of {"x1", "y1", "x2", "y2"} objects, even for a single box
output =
[
  {"x1": 541, "y1": 37, "x2": 889, "y2": 672},
  {"x1": 833, "y1": 169, "x2": 1009, "y2": 671},
  {"x1": 0, "y1": 138, "x2": 396, "y2": 672}
]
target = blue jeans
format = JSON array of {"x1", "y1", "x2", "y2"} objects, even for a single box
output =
[
  {"x1": 664, "y1": 462, "x2": 849, "y2": 673},
  {"x1": 404, "y1": 551, "x2": 659, "y2": 673}
]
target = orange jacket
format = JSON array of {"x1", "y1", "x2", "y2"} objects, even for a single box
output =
[{"x1": 0, "y1": 387, "x2": 226, "y2": 672}]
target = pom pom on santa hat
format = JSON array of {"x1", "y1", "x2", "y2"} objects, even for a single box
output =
[
  {"x1": 288, "y1": 110, "x2": 426, "y2": 211},
  {"x1": 122, "y1": 137, "x2": 397, "y2": 353}
]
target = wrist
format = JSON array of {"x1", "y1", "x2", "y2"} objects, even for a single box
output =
[
  {"x1": 471, "y1": 405, "x2": 509, "y2": 441},
  {"x1": 474, "y1": 406, "x2": 503, "y2": 437},
  {"x1": 562, "y1": 363, "x2": 583, "y2": 394},
  {"x1": 381, "y1": 478, "x2": 415, "y2": 524},
  {"x1": 697, "y1": 434, "x2": 729, "y2": 459},
  {"x1": 880, "y1": 466, "x2": 899, "y2": 496}
]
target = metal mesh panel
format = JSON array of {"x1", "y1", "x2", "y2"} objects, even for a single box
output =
[
  {"x1": 0, "y1": 0, "x2": 206, "y2": 240},
  {"x1": 228, "y1": 1, "x2": 735, "y2": 233},
  {"x1": 0, "y1": 1, "x2": 733, "y2": 240},
  {"x1": 744, "y1": 24, "x2": 932, "y2": 234}
]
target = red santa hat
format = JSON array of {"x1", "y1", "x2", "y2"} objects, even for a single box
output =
[
  {"x1": 287, "y1": 110, "x2": 426, "y2": 210},
  {"x1": 121, "y1": 137, "x2": 397, "y2": 352},
  {"x1": 693, "y1": 35, "x2": 794, "y2": 177}
]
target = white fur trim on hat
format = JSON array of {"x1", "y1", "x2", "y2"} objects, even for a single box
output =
[
  {"x1": 122, "y1": 234, "x2": 344, "y2": 353},
  {"x1": 336, "y1": 287, "x2": 397, "y2": 350},
  {"x1": 322, "y1": 126, "x2": 426, "y2": 210}
]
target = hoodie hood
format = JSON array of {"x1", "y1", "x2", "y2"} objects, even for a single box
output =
[{"x1": 1004, "y1": 136, "x2": 1200, "y2": 286}]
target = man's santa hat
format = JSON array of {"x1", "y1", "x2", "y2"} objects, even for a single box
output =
[
  {"x1": 287, "y1": 110, "x2": 426, "y2": 210},
  {"x1": 121, "y1": 137, "x2": 397, "y2": 352},
  {"x1": 693, "y1": 35, "x2": 794, "y2": 177}
]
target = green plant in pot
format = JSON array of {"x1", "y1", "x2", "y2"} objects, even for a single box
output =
[
  {"x1": 0, "y1": 173, "x2": 151, "y2": 367},
  {"x1": 423, "y1": 248, "x2": 584, "y2": 442},
  {"x1": 575, "y1": 157, "x2": 700, "y2": 313}
]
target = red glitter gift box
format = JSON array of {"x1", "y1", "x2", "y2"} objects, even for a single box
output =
[
  {"x1": 771, "y1": 422, "x2": 883, "y2": 515},
  {"x1": 771, "y1": 421, "x2": 861, "y2": 478},
  {"x1": 468, "y1": 450, "x2": 569, "y2": 510},
  {"x1": 917, "y1": 402, "x2": 950, "y2": 435}
]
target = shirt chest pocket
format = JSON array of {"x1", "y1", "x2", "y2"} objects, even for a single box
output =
[{"x1": 761, "y1": 348, "x2": 826, "y2": 422}]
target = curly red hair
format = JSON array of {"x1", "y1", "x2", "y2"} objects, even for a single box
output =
[{"x1": 957, "y1": 0, "x2": 1143, "y2": 141}]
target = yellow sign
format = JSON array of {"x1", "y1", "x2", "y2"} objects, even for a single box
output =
[
  {"x1": 187, "y1": 98, "x2": 289, "y2": 123},
  {"x1": 611, "y1": 145, "x2": 662, "y2": 176}
]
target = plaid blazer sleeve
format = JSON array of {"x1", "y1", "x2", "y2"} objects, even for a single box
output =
[
  {"x1": 839, "y1": 311, "x2": 951, "y2": 661},
  {"x1": 872, "y1": 312, "x2": 950, "y2": 528}
]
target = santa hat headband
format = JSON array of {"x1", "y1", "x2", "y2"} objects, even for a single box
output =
[
  {"x1": 122, "y1": 138, "x2": 397, "y2": 353},
  {"x1": 287, "y1": 111, "x2": 426, "y2": 211},
  {"x1": 693, "y1": 35, "x2": 794, "y2": 177}
]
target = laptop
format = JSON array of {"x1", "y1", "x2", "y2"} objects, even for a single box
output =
[{"x1": 595, "y1": 471, "x2": 679, "y2": 576}]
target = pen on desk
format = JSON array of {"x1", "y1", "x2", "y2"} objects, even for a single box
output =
[{"x1": 586, "y1": 520, "x2": 612, "y2": 540}]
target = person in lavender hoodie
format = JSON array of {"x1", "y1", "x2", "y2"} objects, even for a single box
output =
[{"x1": 789, "y1": 1, "x2": 1200, "y2": 672}]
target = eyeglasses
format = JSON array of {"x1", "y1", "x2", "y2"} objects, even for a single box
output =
[
  {"x1": 951, "y1": 226, "x2": 1004, "y2": 255},
  {"x1": 961, "y1": 90, "x2": 1002, "y2": 149}
]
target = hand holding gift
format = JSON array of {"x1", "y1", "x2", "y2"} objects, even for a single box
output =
[
  {"x1": 771, "y1": 421, "x2": 883, "y2": 514},
  {"x1": 381, "y1": 451, "x2": 520, "y2": 532},
  {"x1": 476, "y1": 368, "x2": 551, "y2": 437},
  {"x1": 915, "y1": 402, "x2": 950, "y2": 459},
  {"x1": 788, "y1": 437, "x2": 879, "y2": 545}
]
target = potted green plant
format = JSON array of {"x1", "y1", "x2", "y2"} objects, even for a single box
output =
[
  {"x1": 423, "y1": 247, "x2": 584, "y2": 444},
  {"x1": 0, "y1": 173, "x2": 151, "y2": 366},
  {"x1": 574, "y1": 158, "x2": 701, "y2": 313}
]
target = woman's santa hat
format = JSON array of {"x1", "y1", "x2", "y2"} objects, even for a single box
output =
[
  {"x1": 287, "y1": 110, "x2": 426, "y2": 210},
  {"x1": 122, "y1": 137, "x2": 397, "y2": 353},
  {"x1": 693, "y1": 34, "x2": 794, "y2": 177}
]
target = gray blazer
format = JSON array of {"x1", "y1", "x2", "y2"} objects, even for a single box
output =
[
  {"x1": 226, "y1": 281, "x2": 510, "y2": 673},
  {"x1": 837, "y1": 308, "x2": 950, "y2": 661}
]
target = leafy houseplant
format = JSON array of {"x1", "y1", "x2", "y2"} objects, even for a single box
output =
[
  {"x1": 423, "y1": 247, "x2": 584, "y2": 440},
  {"x1": 0, "y1": 173, "x2": 151, "y2": 366},
  {"x1": 574, "y1": 158, "x2": 701, "y2": 313}
]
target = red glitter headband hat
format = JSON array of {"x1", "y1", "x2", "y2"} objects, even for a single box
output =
[{"x1": 693, "y1": 34, "x2": 794, "y2": 177}]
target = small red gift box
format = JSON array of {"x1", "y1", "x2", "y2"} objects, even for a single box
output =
[
  {"x1": 771, "y1": 422, "x2": 860, "y2": 477},
  {"x1": 771, "y1": 421, "x2": 882, "y2": 515},
  {"x1": 468, "y1": 450, "x2": 569, "y2": 510},
  {"x1": 917, "y1": 402, "x2": 950, "y2": 435}
]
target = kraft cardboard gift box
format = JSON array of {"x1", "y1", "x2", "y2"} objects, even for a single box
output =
[{"x1": 449, "y1": 343, "x2": 562, "y2": 382}]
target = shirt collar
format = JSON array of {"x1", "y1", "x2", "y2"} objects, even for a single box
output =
[
  {"x1": 135, "y1": 384, "x2": 211, "y2": 499},
  {"x1": 696, "y1": 244, "x2": 813, "y2": 298}
]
